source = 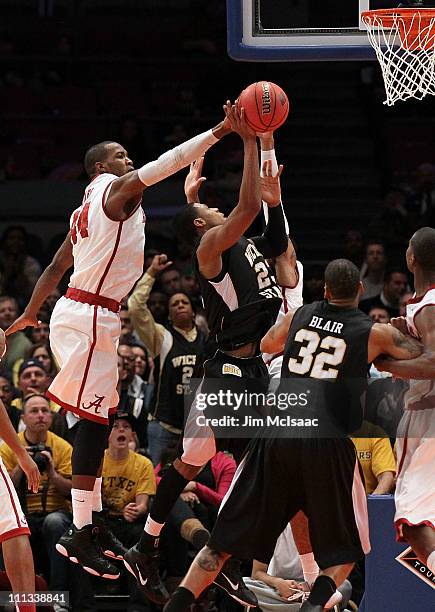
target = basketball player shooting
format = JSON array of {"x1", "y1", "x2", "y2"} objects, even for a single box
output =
[
  {"x1": 5, "y1": 108, "x2": 233, "y2": 582},
  {"x1": 375, "y1": 227, "x2": 435, "y2": 576},
  {"x1": 162, "y1": 259, "x2": 423, "y2": 612},
  {"x1": 124, "y1": 104, "x2": 289, "y2": 606}
]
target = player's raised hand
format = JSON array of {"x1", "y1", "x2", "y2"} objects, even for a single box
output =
[
  {"x1": 147, "y1": 254, "x2": 173, "y2": 278},
  {"x1": 223, "y1": 100, "x2": 256, "y2": 139},
  {"x1": 260, "y1": 159, "x2": 284, "y2": 207},
  {"x1": 17, "y1": 450, "x2": 40, "y2": 493},
  {"x1": 5, "y1": 312, "x2": 40, "y2": 336},
  {"x1": 184, "y1": 157, "x2": 206, "y2": 204}
]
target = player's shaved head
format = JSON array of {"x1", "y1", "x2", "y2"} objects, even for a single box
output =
[
  {"x1": 84, "y1": 141, "x2": 116, "y2": 177},
  {"x1": 325, "y1": 259, "x2": 361, "y2": 299},
  {"x1": 410, "y1": 227, "x2": 435, "y2": 271}
]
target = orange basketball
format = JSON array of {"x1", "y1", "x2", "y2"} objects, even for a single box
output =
[{"x1": 238, "y1": 81, "x2": 290, "y2": 133}]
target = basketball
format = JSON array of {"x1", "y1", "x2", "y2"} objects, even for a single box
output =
[{"x1": 238, "y1": 81, "x2": 290, "y2": 133}]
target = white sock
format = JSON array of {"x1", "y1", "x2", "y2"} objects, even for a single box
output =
[
  {"x1": 427, "y1": 550, "x2": 435, "y2": 573},
  {"x1": 145, "y1": 515, "x2": 165, "y2": 537},
  {"x1": 325, "y1": 590, "x2": 343, "y2": 609},
  {"x1": 299, "y1": 552, "x2": 319, "y2": 586},
  {"x1": 92, "y1": 477, "x2": 103, "y2": 513},
  {"x1": 72, "y1": 488, "x2": 93, "y2": 529}
]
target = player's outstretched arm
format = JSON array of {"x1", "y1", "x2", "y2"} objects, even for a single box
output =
[
  {"x1": 373, "y1": 307, "x2": 435, "y2": 379},
  {"x1": 5, "y1": 232, "x2": 73, "y2": 336},
  {"x1": 105, "y1": 116, "x2": 232, "y2": 217},
  {"x1": 197, "y1": 104, "x2": 260, "y2": 270},
  {"x1": 260, "y1": 309, "x2": 296, "y2": 354}
]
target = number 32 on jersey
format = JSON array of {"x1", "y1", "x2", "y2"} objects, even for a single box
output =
[{"x1": 288, "y1": 328, "x2": 347, "y2": 379}]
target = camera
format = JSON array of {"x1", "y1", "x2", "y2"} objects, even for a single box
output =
[{"x1": 28, "y1": 443, "x2": 52, "y2": 473}]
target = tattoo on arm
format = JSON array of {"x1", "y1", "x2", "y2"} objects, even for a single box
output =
[
  {"x1": 197, "y1": 547, "x2": 224, "y2": 572},
  {"x1": 391, "y1": 327, "x2": 422, "y2": 358}
]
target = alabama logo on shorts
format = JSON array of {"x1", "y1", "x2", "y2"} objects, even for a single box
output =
[
  {"x1": 396, "y1": 547, "x2": 435, "y2": 589},
  {"x1": 222, "y1": 364, "x2": 242, "y2": 377},
  {"x1": 82, "y1": 394, "x2": 105, "y2": 414}
]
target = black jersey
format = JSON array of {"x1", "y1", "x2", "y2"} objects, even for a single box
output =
[
  {"x1": 152, "y1": 326, "x2": 206, "y2": 430},
  {"x1": 281, "y1": 300, "x2": 373, "y2": 433},
  {"x1": 195, "y1": 237, "x2": 282, "y2": 350}
]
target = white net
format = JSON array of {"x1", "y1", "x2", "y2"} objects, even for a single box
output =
[{"x1": 362, "y1": 8, "x2": 435, "y2": 105}]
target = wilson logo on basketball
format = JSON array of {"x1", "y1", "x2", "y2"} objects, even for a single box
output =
[
  {"x1": 261, "y1": 82, "x2": 271, "y2": 115},
  {"x1": 395, "y1": 547, "x2": 435, "y2": 589},
  {"x1": 82, "y1": 394, "x2": 105, "y2": 414}
]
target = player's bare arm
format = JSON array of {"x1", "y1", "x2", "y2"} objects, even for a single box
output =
[
  {"x1": 105, "y1": 117, "x2": 232, "y2": 220},
  {"x1": 367, "y1": 322, "x2": 424, "y2": 364},
  {"x1": 260, "y1": 309, "x2": 296, "y2": 354},
  {"x1": 197, "y1": 105, "x2": 260, "y2": 278},
  {"x1": 5, "y1": 233, "x2": 74, "y2": 335},
  {"x1": 275, "y1": 238, "x2": 298, "y2": 288},
  {"x1": 184, "y1": 157, "x2": 207, "y2": 204},
  {"x1": 374, "y1": 306, "x2": 435, "y2": 379}
]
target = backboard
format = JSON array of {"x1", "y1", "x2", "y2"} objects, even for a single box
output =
[{"x1": 227, "y1": 0, "x2": 399, "y2": 61}]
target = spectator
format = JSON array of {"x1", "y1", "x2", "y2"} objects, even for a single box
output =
[
  {"x1": 359, "y1": 241, "x2": 386, "y2": 301},
  {"x1": 41, "y1": 288, "x2": 61, "y2": 315},
  {"x1": 0, "y1": 393, "x2": 72, "y2": 595},
  {"x1": 101, "y1": 411, "x2": 156, "y2": 611},
  {"x1": 147, "y1": 289, "x2": 169, "y2": 324},
  {"x1": 12, "y1": 342, "x2": 59, "y2": 388},
  {"x1": 343, "y1": 229, "x2": 365, "y2": 268},
  {"x1": 0, "y1": 226, "x2": 42, "y2": 307},
  {"x1": 12, "y1": 359, "x2": 50, "y2": 409},
  {"x1": 351, "y1": 422, "x2": 396, "y2": 495},
  {"x1": 243, "y1": 525, "x2": 352, "y2": 611},
  {"x1": 120, "y1": 308, "x2": 135, "y2": 345},
  {"x1": 27, "y1": 313, "x2": 50, "y2": 345},
  {"x1": 368, "y1": 306, "x2": 390, "y2": 324},
  {"x1": 160, "y1": 265, "x2": 182, "y2": 296},
  {"x1": 128, "y1": 254, "x2": 206, "y2": 465},
  {"x1": 130, "y1": 343, "x2": 153, "y2": 382},
  {"x1": 117, "y1": 344, "x2": 152, "y2": 448},
  {"x1": 0, "y1": 369, "x2": 20, "y2": 434},
  {"x1": 302, "y1": 265, "x2": 324, "y2": 303},
  {"x1": 368, "y1": 191, "x2": 409, "y2": 261},
  {"x1": 399, "y1": 291, "x2": 414, "y2": 317},
  {"x1": 0, "y1": 296, "x2": 32, "y2": 370},
  {"x1": 406, "y1": 162, "x2": 435, "y2": 228},
  {"x1": 359, "y1": 268, "x2": 408, "y2": 318}
]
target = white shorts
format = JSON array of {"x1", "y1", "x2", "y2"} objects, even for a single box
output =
[
  {"x1": 0, "y1": 457, "x2": 29, "y2": 543},
  {"x1": 267, "y1": 354, "x2": 283, "y2": 380},
  {"x1": 394, "y1": 408, "x2": 435, "y2": 540},
  {"x1": 48, "y1": 296, "x2": 120, "y2": 424}
]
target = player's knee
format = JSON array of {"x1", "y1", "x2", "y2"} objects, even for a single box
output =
[
  {"x1": 196, "y1": 546, "x2": 229, "y2": 572},
  {"x1": 173, "y1": 457, "x2": 202, "y2": 480},
  {"x1": 181, "y1": 437, "x2": 216, "y2": 467}
]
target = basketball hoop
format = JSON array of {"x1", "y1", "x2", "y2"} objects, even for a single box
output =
[{"x1": 362, "y1": 6, "x2": 435, "y2": 105}]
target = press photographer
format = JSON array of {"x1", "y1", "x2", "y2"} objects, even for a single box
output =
[{"x1": 0, "y1": 393, "x2": 73, "y2": 595}]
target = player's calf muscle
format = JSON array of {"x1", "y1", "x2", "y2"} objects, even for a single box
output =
[{"x1": 196, "y1": 547, "x2": 228, "y2": 572}]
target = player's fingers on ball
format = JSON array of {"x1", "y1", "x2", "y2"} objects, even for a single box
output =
[{"x1": 277, "y1": 164, "x2": 284, "y2": 176}]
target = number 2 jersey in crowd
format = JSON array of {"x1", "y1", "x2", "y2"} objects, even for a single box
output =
[{"x1": 47, "y1": 173, "x2": 145, "y2": 423}]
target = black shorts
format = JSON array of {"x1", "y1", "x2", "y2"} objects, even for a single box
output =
[
  {"x1": 208, "y1": 437, "x2": 370, "y2": 568},
  {"x1": 182, "y1": 350, "x2": 269, "y2": 464}
]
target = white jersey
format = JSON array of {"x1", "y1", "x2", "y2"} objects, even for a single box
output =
[
  {"x1": 68, "y1": 173, "x2": 145, "y2": 302},
  {"x1": 405, "y1": 286, "x2": 435, "y2": 412},
  {"x1": 263, "y1": 260, "x2": 304, "y2": 376}
]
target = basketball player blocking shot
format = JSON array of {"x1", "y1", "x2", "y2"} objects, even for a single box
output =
[{"x1": 6, "y1": 107, "x2": 233, "y2": 582}]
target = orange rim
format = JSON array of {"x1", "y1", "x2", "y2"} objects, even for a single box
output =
[{"x1": 362, "y1": 8, "x2": 435, "y2": 51}]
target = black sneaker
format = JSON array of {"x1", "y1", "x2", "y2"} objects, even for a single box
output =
[
  {"x1": 124, "y1": 544, "x2": 169, "y2": 605},
  {"x1": 213, "y1": 558, "x2": 258, "y2": 607},
  {"x1": 56, "y1": 524, "x2": 120, "y2": 580},
  {"x1": 92, "y1": 513, "x2": 127, "y2": 560}
]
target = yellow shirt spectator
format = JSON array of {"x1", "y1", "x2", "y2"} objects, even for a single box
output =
[
  {"x1": 0, "y1": 430, "x2": 72, "y2": 513},
  {"x1": 102, "y1": 448, "x2": 156, "y2": 516},
  {"x1": 352, "y1": 422, "x2": 396, "y2": 494}
]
